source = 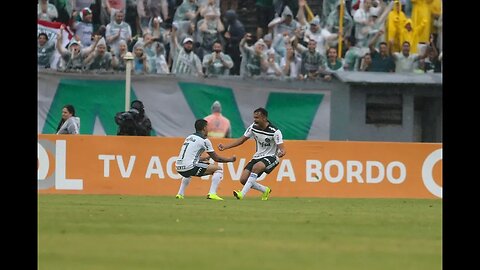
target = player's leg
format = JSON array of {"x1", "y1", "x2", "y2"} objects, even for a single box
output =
[
  {"x1": 176, "y1": 163, "x2": 208, "y2": 198},
  {"x1": 176, "y1": 172, "x2": 192, "y2": 199},
  {"x1": 239, "y1": 168, "x2": 251, "y2": 185},
  {"x1": 233, "y1": 161, "x2": 254, "y2": 199},
  {"x1": 204, "y1": 164, "x2": 224, "y2": 200},
  {"x1": 237, "y1": 161, "x2": 266, "y2": 198},
  {"x1": 251, "y1": 156, "x2": 278, "y2": 200}
]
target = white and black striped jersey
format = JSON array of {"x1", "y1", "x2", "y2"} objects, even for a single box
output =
[
  {"x1": 244, "y1": 123, "x2": 284, "y2": 159},
  {"x1": 175, "y1": 133, "x2": 213, "y2": 172}
]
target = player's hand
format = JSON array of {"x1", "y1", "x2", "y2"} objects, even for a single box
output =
[
  {"x1": 218, "y1": 144, "x2": 225, "y2": 151},
  {"x1": 231, "y1": 155, "x2": 237, "y2": 162},
  {"x1": 277, "y1": 150, "x2": 285, "y2": 158}
]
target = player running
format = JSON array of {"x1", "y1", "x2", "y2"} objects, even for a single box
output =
[{"x1": 218, "y1": 108, "x2": 286, "y2": 200}]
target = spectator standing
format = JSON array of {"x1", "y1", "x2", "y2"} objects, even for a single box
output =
[
  {"x1": 199, "y1": 0, "x2": 220, "y2": 17},
  {"x1": 196, "y1": 8, "x2": 224, "y2": 60},
  {"x1": 84, "y1": 37, "x2": 113, "y2": 70},
  {"x1": 359, "y1": 52, "x2": 372, "y2": 71},
  {"x1": 223, "y1": 9, "x2": 245, "y2": 75},
  {"x1": 264, "y1": 48, "x2": 282, "y2": 77},
  {"x1": 72, "y1": 7, "x2": 94, "y2": 47},
  {"x1": 204, "y1": 101, "x2": 231, "y2": 138},
  {"x1": 400, "y1": 18, "x2": 426, "y2": 54},
  {"x1": 326, "y1": 1, "x2": 354, "y2": 48},
  {"x1": 105, "y1": 10, "x2": 132, "y2": 55},
  {"x1": 295, "y1": 39, "x2": 328, "y2": 80},
  {"x1": 353, "y1": 0, "x2": 372, "y2": 47},
  {"x1": 277, "y1": 0, "x2": 299, "y2": 19},
  {"x1": 343, "y1": 36, "x2": 366, "y2": 71},
  {"x1": 280, "y1": 45, "x2": 302, "y2": 78},
  {"x1": 202, "y1": 41, "x2": 234, "y2": 76},
  {"x1": 102, "y1": 0, "x2": 127, "y2": 26},
  {"x1": 112, "y1": 39, "x2": 129, "y2": 71},
  {"x1": 240, "y1": 34, "x2": 268, "y2": 77},
  {"x1": 173, "y1": 0, "x2": 199, "y2": 22},
  {"x1": 368, "y1": 29, "x2": 395, "y2": 72},
  {"x1": 410, "y1": 0, "x2": 434, "y2": 44},
  {"x1": 423, "y1": 35, "x2": 441, "y2": 73},
  {"x1": 56, "y1": 104, "x2": 80, "y2": 135},
  {"x1": 323, "y1": 0, "x2": 340, "y2": 22},
  {"x1": 142, "y1": 32, "x2": 161, "y2": 73},
  {"x1": 56, "y1": 25, "x2": 98, "y2": 70},
  {"x1": 137, "y1": 0, "x2": 167, "y2": 34},
  {"x1": 255, "y1": 0, "x2": 275, "y2": 40},
  {"x1": 297, "y1": 2, "x2": 337, "y2": 58},
  {"x1": 268, "y1": 5, "x2": 300, "y2": 38},
  {"x1": 386, "y1": 0, "x2": 407, "y2": 53},
  {"x1": 38, "y1": 33, "x2": 56, "y2": 69},
  {"x1": 325, "y1": 47, "x2": 344, "y2": 73},
  {"x1": 170, "y1": 32, "x2": 204, "y2": 76},
  {"x1": 302, "y1": 16, "x2": 337, "y2": 58},
  {"x1": 132, "y1": 41, "x2": 150, "y2": 73},
  {"x1": 38, "y1": 0, "x2": 59, "y2": 22},
  {"x1": 391, "y1": 41, "x2": 428, "y2": 73}
]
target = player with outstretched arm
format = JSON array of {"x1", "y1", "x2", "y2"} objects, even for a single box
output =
[
  {"x1": 175, "y1": 119, "x2": 236, "y2": 200},
  {"x1": 218, "y1": 108, "x2": 286, "y2": 200}
]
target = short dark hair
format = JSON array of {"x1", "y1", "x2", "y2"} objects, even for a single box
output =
[
  {"x1": 327, "y1": 47, "x2": 337, "y2": 54},
  {"x1": 38, "y1": 33, "x2": 49, "y2": 40},
  {"x1": 379, "y1": 42, "x2": 388, "y2": 47},
  {"x1": 195, "y1": 119, "x2": 208, "y2": 132},
  {"x1": 254, "y1": 107, "x2": 268, "y2": 117},
  {"x1": 64, "y1": 104, "x2": 75, "y2": 116},
  {"x1": 402, "y1": 41, "x2": 411, "y2": 46}
]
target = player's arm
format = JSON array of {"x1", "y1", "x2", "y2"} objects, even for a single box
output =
[
  {"x1": 199, "y1": 154, "x2": 210, "y2": 162},
  {"x1": 207, "y1": 151, "x2": 236, "y2": 163},
  {"x1": 275, "y1": 129, "x2": 286, "y2": 157},
  {"x1": 218, "y1": 136, "x2": 249, "y2": 151},
  {"x1": 277, "y1": 143, "x2": 286, "y2": 157}
]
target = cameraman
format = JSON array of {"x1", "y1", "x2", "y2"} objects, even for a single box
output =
[{"x1": 115, "y1": 100, "x2": 152, "y2": 136}]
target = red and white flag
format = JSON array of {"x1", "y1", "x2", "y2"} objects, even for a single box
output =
[{"x1": 37, "y1": 20, "x2": 74, "y2": 69}]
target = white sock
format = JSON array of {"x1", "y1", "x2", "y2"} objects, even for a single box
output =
[
  {"x1": 209, "y1": 170, "x2": 223, "y2": 194},
  {"x1": 241, "y1": 173, "x2": 258, "y2": 197},
  {"x1": 177, "y1": 177, "x2": 191, "y2": 196},
  {"x1": 251, "y1": 182, "x2": 267, "y2": 193}
]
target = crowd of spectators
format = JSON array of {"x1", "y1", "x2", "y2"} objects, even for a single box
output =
[{"x1": 38, "y1": 0, "x2": 443, "y2": 79}]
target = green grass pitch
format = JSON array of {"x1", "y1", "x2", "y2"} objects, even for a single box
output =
[{"x1": 38, "y1": 195, "x2": 441, "y2": 270}]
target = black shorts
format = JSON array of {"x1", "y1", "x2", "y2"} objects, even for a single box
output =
[
  {"x1": 244, "y1": 156, "x2": 279, "y2": 177},
  {"x1": 177, "y1": 163, "x2": 208, "y2": 178}
]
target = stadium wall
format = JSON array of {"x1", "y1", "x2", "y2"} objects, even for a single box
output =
[
  {"x1": 38, "y1": 71, "x2": 332, "y2": 140},
  {"x1": 38, "y1": 135, "x2": 442, "y2": 199},
  {"x1": 38, "y1": 70, "x2": 442, "y2": 142},
  {"x1": 333, "y1": 73, "x2": 442, "y2": 142}
]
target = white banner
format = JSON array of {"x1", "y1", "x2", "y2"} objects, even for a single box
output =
[{"x1": 37, "y1": 20, "x2": 73, "y2": 69}]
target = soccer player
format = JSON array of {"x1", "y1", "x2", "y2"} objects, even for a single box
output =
[
  {"x1": 218, "y1": 108, "x2": 286, "y2": 200},
  {"x1": 175, "y1": 119, "x2": 237, "y2": 200}
]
